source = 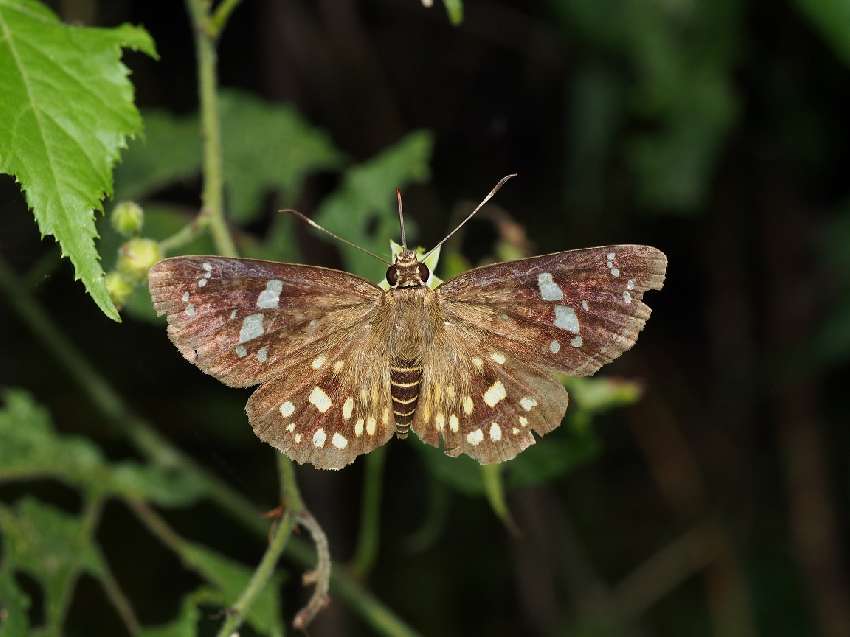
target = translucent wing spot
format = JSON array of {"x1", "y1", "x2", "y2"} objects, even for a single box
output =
[
  {"x1": 554, "y1": 305, "x2": 580, "y2": 333},
  {"x1": 355, "y1": 418, "x2": 365, "y2": 437},
  {"x1": 449, "y1": 414, "x2": 459, "y2": 432},
  {"x1": 181, "y1": 291, "x2": 189, "y2": 303},
  {"x1": 623, "y1": 291, "x2": 632, "y2": 304},
  {"x1": 202, "y1": 262, "x2": 212, "y2": 272},
  {"x1": 332, "y1": 432, "x2": 348, "y2": 449},
  {"x1": 463, "y1": 396, "x2": 474, "y2": 415},
  {"x1": 581, "y1": 300, "x2": 589, "y2": 311},
  {"x1": 512, "y1": 427, "x2": 520, "y2": 434},
  {"x1": 197, "y1": 278, "x2": 208, "y2": 287},
  {"x1": 280, "y1": 401, "x2": 295, "y2": 417},
  {"x1": 435, "y1": 413, "x2": 445, "y2": 431},
  {"x1": 229, "y1": 309, "x2": 237, "y2": 320},
  {"x1": 549, "y1": 340, "x2": 561, "y2": 353},
  {"x1": 312, "y1": 428, "x2": 327, "y2": 448},
  {"x1": 467, "y1": 428, "x2": 484, "y2": 446},
  {"x1": 490, "y1": 352, "x2": 506, "y2": 365},
  {"x1": 239, "y1": 313, "x2": 265, "y2": 343},
  {"x1": 366, "y1": 417, "x2": 377, "y2": 435},
  {"x1": 472, "y1": 357, "x2": 484, "y2": 371},
  {"x1": 489, "y1": 422, "x2": 502, "y2": 441},
  {"x1": 627, "y1": 279, "x2": 636, "y2": 290},
  {"x1": 537, "y1": 272, "x2": 564, "y2": 301},
  {"x1": 606, "y1": 252, "x2": 616, "y2": 261},
  {"x1": 520, "y1": 397, "x2": 537, "y2": 411},
  {"x1": 571, "y1": 335, "x2": 583, "y2": 348},
  {"x1": 256, "y1": 346, "x2": 269, "y2": 363},
  {"x1": 610, "y1": 268, "x2": 620, "y2": 278},
  {"x1": 343, "y1": 397, "x2": 354, "y2": 420},
  {"x1": 185, "y1": 304, "x2": 196, "y2": 317},
  {"x1": 483, "y1": 380, "x2": 507, "y2": 407},
  {"x1": 294, "y1": 433, "x2": 303, "y2": 443},
  {"x1": 256, "y1": 279, "x2": 283, "y2": 309},
  {"x1": 311, "y1": 355, "x2": 326, "y2": 370},
  {"x1": 235, "y1": 345, "x2": 247, "y2": 358},
  {"x1": 308, "y1": 387, "x2": 333, "y2": 413},
  {"x1": 519, "y1": 416, "x2": 528, "y2": 426}
]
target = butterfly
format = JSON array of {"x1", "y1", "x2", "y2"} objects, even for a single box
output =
[{"x1": 148, "y1": 176, "x2": 667, "y2": 470}]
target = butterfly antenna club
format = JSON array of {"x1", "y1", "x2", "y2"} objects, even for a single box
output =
[
  {"x1": 423, "y1": 173, "x2": 518, "y2": 260},
  {"x1": 279, "y1": 208, "x2": 390, "y2": 265}
]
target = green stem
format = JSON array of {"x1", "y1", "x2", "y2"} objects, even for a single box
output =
[
  {"x1": 0, "y1": 256, "x2": 420, "y2": 637},
  {"x1": 215, "y1": 457, "x2": 298, "y2": 637},
  {"x1": 97, "y1": 556, "x2": 142, "y2": 636},
  {"x1": 209, "y1": 0, "x2": 243, "y2": 37},
  {"x1": 349, "y1": 446, "x2": 386, "y2": 579},
  {"x1": 158, "y1": 212, "x2": 208, "y2": 255},
  {"x1": 185, "y1": 0, "x2": 237, "y2": 258}
]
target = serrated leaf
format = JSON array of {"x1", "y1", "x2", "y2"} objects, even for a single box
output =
[
  {"x1": 0, "y1": 0, "x2": 157, "y2": 321},
  {"x1": 0, "y1": 498, "x2": 105, "y2": 628},
  {"x1": 315, "y1": 131, "x2": 433, "y2": 280},
  {"x1": 0, "y1": 389, "x2": 206, "y2": 506}
]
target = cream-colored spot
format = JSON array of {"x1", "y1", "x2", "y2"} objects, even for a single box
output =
[
  {"x1": 257, "y1": 279, "x2": 283, "y2": 309},
  {"x1": 537, "y1": 272, "x2": 564, "y2": 301},
  {"x1": 333, "y1": 360, "x2": 344, "y2": 373},
  {"x1": 447, "y1": 385, "x2": 456, "y2": 400},
  {"x1": 294, "y1": 433, "x2": 302, "y2": 443},
  {"x1": 355, "y1": 418, "x2": 364, "y2": 437},
  {"x1": 360, "y1": 388, "x2": 368, "y2": 404},
  {"x1": 256, "y1": 346, "x2": 269, "y2": 363},
  {"x1": 382, "y1": 408, "x2": 389, "y2": 425},
  {"x1": 554, "y1": 305, "x2": 580, "y2": 333},
  {"x1": 343, "y1": 397, "x2": 354, "y2": 420},
  {"x1": 311, "y1": 355, "x2": 326, "y2": 370},
  {"x1": 182, "y1": 291, "x2": 190, "y2": 303},
  {"x1": 280, "y1": 401, "x2": 295, "y2": 417},
  {"x1": 202, "y1": 262, "x2": 212, "y2": 272},
  {"x1": 520, "y1": 397, "x2": 537, "y2": 411},
  {"x1": 185, "y1": 304, "x2": 196, "y2": 317},
  {"x1": 490, "y1": 352, "x2": 506, "y2": 365},
  {"x1": 332, "y1": 432, "x2": 348, "y2": 449},
  {"x1": 462, "y1": 396, "x2": 474, "y2": 415},
  {"x1": 366, "y1": 416, "x2": 377, "y2": 436},
  {"x1": 197, "y1": 278, "x2": 208, "y2": 288},
  {"x1": 627, "y1": 278, "x2": 636, "y2": 290},
  {"x1": 308, "y1": 387, "x2": 332, "y2": 413},
  {"x1": 610, "y1": 267, "x2": 620, "y2": 278},
  {"x1": 449, "y1": 414, "x2": 459, "y2": 432},
  {"x1": 623, "y1": 290, "x2": 632, "y2": 304},
  {"x1": 606, "y1": 252, "x2": 616, "y2": 261},
  {"x1": 312, "y1": 428, "x2": 327, "y2": 448},
  {"x1": 581, "y1": 300, "x2": 589, "y2": 311},
  {"x1": 235, "y1": 344, "x2": 247, "y2": 358},
  {"x1": 286, "y1": 422, "x2": 295, "y2": 433},
  {"x1": 435, "y1": 413, "x2": 445, "y2": 431},
  {"x1": 571, "y1": 335, "x2": 583, "y2": 348},
  {"x1": 239, "y1": 313, "x2": 265, "y2": 343},
  {"x1": 512, "y1": 427, "x2": 520, "y2": 434},
  {"x1": 519, "y1": 416, "x2": 528, "y2": 426},
  {"x1": 471, "y1": 357, "x2": 484, "y2": 370},
  {"x1": 549, "y1": 340, "x2": 560, "y2": 353},
  {"x1": 467, "y1": 429, "x2": 484, "y2": 446},
  {"x1": 483, "y1": 380, "x2": 507, "y2": 407},
  {"x1": 229, "y1": 309, "x2": 237, "y2": 320},
  {"x1": 489, "y1": 422, "x2": 502, "y2": 441}
]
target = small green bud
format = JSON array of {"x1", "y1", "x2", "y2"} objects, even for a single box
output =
[
  {"x1": 105, "y1": 271, "x2": 134, "y2": 307},
  {"x1": 111, "y1": 201, "x2": 144, "y2": 237},
  {"x1": 117, "y1": 238, "x2": 162, "y2": 280}
]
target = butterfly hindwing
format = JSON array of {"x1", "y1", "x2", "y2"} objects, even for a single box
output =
[
  {"x1": 437, "y1": 245, "x2": 667, "y2": 377},
  {"x1": 148, "y1": 256, "x2": 382, "y2": 388}
]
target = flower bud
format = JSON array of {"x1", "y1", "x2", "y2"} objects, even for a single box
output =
[
  {"x1": 111, "y1": 201, "x2": 144, "y2": 237},
  {"x1": 105, "y1": 271, "x2": 134, "y2": 308},
  {"x1": 117, "y1": 238, "x2": 162, "y2": 280}
]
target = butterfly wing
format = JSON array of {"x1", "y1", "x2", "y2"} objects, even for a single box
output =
[
  {"x1": 412, "y1": 245, "x2": 666, "y2": 463},
  {"x1": 148, "y1": 256, "x2": 381, "y2": 387},
  {"x1": 149, "y1": 256, "x2": 394, "y2": 469}
]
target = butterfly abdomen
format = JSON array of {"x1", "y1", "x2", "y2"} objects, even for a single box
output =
[{"x1": 390, "y1": 359, "x2": 421, "y2": 438}]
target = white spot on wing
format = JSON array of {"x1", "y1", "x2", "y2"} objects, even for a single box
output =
[
  {"x1": 623, "y1": 290, "x2": 632, "y2": 304},
  {"x1": 520, "y1": 397, "x2": 537, "y2": 411},
  {"x1": 202, "y1": 262, "x2": 212, "y2": 272},
  {"x1": 462, "y1": 396, "x2": 474, "y2": 415},
  {"x1": 467, "y1": 429, "x2": 484, "y2": 446},
  {"x1": 354, "y1": 418, "x2": 364, "y2": 437},
  {"x1": 606, "y1": 252, "x2": 615, "y2": 261},
  {"x1": 197, "y1": 278, "x2": 207, "y2": 287},
  {"x1": 332, "y1": 432, "x2": 348, "y2": 449},
  {"x1": 610, "y1": 267, "x2": 620, "y2": 278},
  {"x1": 449, "y1": 414, "x2": 459, "y2": 432},
  {"x1": 182, "y1": 291, "x2": 189, "y2": 303},
  {"x1": 308, "y1": 387, "x2": 332, "y2": 413},
  {"x1": 294, "y1": 433, "x2": 302, "y2": 443},
  {"x1": 549, "y1": 340, "x2": 561, "y2": 353},
  {"x1": 230, "y1": 309, "x2": 237, "y2": 320},
  {"x1": 490, "y1": 352, "x2": 506, "y2": 365},
  {"x1": 311, "y1": 356, "x2": 326, "y2": 370},
  {"x1": 537, "y1": 272, "x2": 564, "y2": 301},
  {"x1": 239, "y1": 313, "x2": 264, "y2": 343},
  {"x1": 257, "y1": 279, "x2": 283, "y2": 309},
  {"x1": 185, "y1": 304, "x2": 196, "y2": 317},
  {"x1": 489, "y1": 422, "x2": 502, "y2": 441},
  {"x1": 627, "y1": 279, "x2": 636, "y2": 290},
  {"x1": 366, "y1": 417, "x2": 377, "y2": 436},
  {"x1": 333, "y1": 360, "x2": 344, "y2": 373},
  {"x1": 286, "y1": 422, "x2": 295, "y2": 433},
  {"x1": 483, "y1": 380, "x2": 507, "y2": 407},
  {"x1": 435, "y1": 413, "x2": 445, "y2": 431},
  {"x1": 519, "y1": 416, "x2": 528, "y2": 426},
  {"x1": 554, "y1": 305, "x2": 580, "y2": 333},
  {"x1": 471, "y1": 357, "x2": 484, "y2": 371},
  {"x1": 312, "y1": 428, "x2": 327, "y2": 448},
  {"x1": 235, "y1": 344, "x2": 247, "y2": 358},
  {"x1": 280, "y1": 401, "x2": 295, "y2": 417},
  {"x1": 256, "y1": 346, "x2": 269, "y2": 362},
  {"x1": 581, "y1": 300, "x2": 589, "y2": 311},
  {"x1": 571, "y1": 335, "x2": 583, "y2": 348},
  {"x1": 343, "y1": 397, "x2": 354, "y2": 420}
]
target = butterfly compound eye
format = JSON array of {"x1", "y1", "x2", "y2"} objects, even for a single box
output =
[
  {"x1": 417, "y1": 263, "x2": 430, "y2": 282},
  {"x1": 386, "y1": 265, "x2": 399, "y2": 286}
]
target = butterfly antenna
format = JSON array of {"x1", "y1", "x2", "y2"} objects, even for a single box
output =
[
  {"x1": 279, "y1": 208, "x2": 390, "y2": 265},
  {"x1": 422, "y1": 173, "x2": 518, "y2": 260},
  {"x1": 396, "y1": 187, "x2": 407, "y2": 248}
]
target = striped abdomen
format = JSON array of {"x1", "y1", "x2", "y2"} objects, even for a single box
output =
[{"x1": 390, "y1": 359, "x2": 422, "y2": 438}]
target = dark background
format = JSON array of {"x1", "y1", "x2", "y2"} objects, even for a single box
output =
[{"x1": 3, "y1": 0, "x2": 850, "y2": 635}]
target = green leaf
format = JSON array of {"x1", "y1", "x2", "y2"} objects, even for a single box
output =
[
  {"x1": 0, "y1": 498, "x2": 105, "y2": 628},
  {"x1": 0, "y1": 389, "x2": 206, "y2": 507},
  {"x1": 138, "y1": 597, "x2": 199, "y2": 637},
  {"x1": 315, "y1": 131, "x2": 433, "y2": 281},
  {"x1": 506, "y1": 431, "x2": 600, "y2": 488},
  {"x1": 442, "y1": 0, "x2": 464, "y2": 25},
  {"x1": 115, "y1": 90, "x2": 343, "y2": 224},
  {"x1": 480, "y1": 464, "x2": 517, "y2": 531},
  {"x1": 415, "y1": 441, "x2": 485, "y2": 495},
  {"x1": 0, "y1": 569, "x2": 30, "y2": 637},
  {"x1": 0, "y1": 0, "x2": 157, "y2": 321},
  {"x1": 792, "y1": 0, "x2": 850, "y2": 66}
]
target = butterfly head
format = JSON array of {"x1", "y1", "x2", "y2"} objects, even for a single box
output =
[{"x1": 386, "y1": 249, "x2": 429, "y2": 288}]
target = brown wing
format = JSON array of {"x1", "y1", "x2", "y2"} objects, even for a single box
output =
[
  {"x1": 148, "y1": 256, "x2": 382, "y2": 387},
  {"x1": 411, "y1": 245, "x2": 666, "y2": 464}
]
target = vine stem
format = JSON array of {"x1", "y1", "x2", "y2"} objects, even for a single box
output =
[{"x1": 185, "y1": 0, "x2": 237, "y2": 258}]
